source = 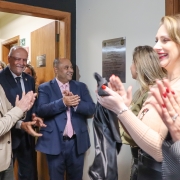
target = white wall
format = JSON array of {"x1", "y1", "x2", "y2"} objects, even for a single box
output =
[
  {"x1": 76, "y1": 1, "x2": 165, "y2": 180},
  {"x1": 0, "y1": 13, "x2": 54, "y2": 62}
]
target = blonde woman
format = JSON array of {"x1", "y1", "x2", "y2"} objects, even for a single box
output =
[
  {"x1": 121, "y1": 45, "x2": 166, "y2": 180},
  {"x1": 97, "y1": 14, "x2": 180, "y2": 180}
]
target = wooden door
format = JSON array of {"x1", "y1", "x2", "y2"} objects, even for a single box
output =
[
  {"x1": 31, "y1": 21, "x2": 59, "y2": 85},
  {"x1": 31, "y1": 21, "x2": 57, "y2": 180}
]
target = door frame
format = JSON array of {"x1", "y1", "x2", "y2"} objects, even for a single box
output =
[
  {"x1": 165, "y1": 0, "x2": 180, "y2": 15},
  {"x1": 0, "y1": 1, "x2": 71, "y2": 59},
  {"x1": 1, "y1": 35, "x2": 20, "y2": 64}
]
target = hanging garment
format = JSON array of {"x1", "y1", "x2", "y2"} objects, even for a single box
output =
[{"x1": 89, "y1": 73, "x2": 122, "y2": 180}]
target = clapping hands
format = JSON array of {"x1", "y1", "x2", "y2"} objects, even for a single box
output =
[
  {"x1": 15, "y1": 91, "x2": 36, "y2": 112},
  {"x1": 97, "y1": 75, "x2": 132, "y2": 114},
  {"x1": 15, "y1": 91, "x2": 47, "y2": 137},
  {"x1": 21, "y1": 113, "x2": 46, "y2": 137},
  {"x1": 62, "y1": 90, "x2": 80, "y2": 107},
  {"x1": 108, "y1": 75, "x2": 132, "y2": 107},
  {"x1": 151, "y1": 79, "x2": 180, "y2": 142}
]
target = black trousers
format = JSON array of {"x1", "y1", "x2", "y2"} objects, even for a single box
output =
[
  {"x1": 13, "y1": 135, "x2": 37, "y2": 180},
  {"x1": 137, "y1": 150, "x2": 162, "y2": 180},
  {"x1": 130, "y1": 148, "x2": 162, "y2": 180},
  {"x1": 130, "y1": 147, "x2": 139, "y2": 180}
]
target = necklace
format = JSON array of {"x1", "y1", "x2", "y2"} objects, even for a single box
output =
[{"x1": 169, "y1": 75, "x2": 180, "y2": 85}]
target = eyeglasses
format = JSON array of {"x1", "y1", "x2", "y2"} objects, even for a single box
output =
[{"x1": 10, "y1": 56, "x2": 28, "y2": 62}]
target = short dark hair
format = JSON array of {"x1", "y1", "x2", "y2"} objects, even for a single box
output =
[
  {"x1": 53, "y1": 58, "x2": 70, "y2": 68},
  {"x1": 53, "y1": 59, "x2": 60, "y2": 68}
]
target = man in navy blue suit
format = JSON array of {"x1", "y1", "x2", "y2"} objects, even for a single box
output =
[
  {"x1": 36, "y1": 58, "x2": 95, "y2": 180},
  {"x1": 0, "y1": 46, "x2": 44, "y2": 180}
]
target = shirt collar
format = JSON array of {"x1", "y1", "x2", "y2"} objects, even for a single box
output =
[
  {"x1": 56, "y1": 78, "x2": 69, "y2": 87},
  {"x1": 9, "y1": 67, "x2": 22, "y2": 79}
]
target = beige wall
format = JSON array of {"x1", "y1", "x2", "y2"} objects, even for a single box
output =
[{"x1": 0, "y1": 13, "x2": 54, "y2": 63}]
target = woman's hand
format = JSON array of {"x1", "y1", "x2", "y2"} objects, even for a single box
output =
[
  {"x1": 96, "y1": 85, "x2": 128, "y2": 115},
  {"x1": 108, "y1": 75, "x2": 132, "y2": 106},
  {"x1": 151, "y1": 79, "x2": 180, "y2": 142}
]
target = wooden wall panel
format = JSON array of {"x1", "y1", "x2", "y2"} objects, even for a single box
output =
[{"x1": 31, "y1": 21, "x2": 57, "y2": 85}]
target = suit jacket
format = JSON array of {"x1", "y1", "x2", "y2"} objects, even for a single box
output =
[
  {"x1": 0, "y1": 85, "x2": 24, "y2": 171},
  {"x1": 36, "y1": 79, "x2": 95, "y2": 155},
  {"x1": 162, "y1": 140, "x2": 180, "y2": 180},
  {"x1": 0, "y1": 67, "x2": 35, "y2": 149}
]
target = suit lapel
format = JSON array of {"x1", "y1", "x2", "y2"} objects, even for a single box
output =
[
  {"x1": 69, "y1": 81, "x2": 78, "y2": 116},
  {"x1": 69, "y1": 80, "x2": 78, "y2": 95},
  {"x1": 4, "y1": 67, "x2": 20, "y2": 97},
  {"x1": 51, "y1": 78, "x2": 63, "y2": 99},
  {"x1": 22, "y1": 73, "x2": 30, "y2": 93}
]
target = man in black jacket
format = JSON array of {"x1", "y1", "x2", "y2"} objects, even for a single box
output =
[{"x1": 0, "y1": 46, "x2": 43, "y2": 180}]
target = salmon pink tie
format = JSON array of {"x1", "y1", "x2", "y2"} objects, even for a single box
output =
[{"x1": 63, "y1": 84, "x2": 73, "y2": 138}]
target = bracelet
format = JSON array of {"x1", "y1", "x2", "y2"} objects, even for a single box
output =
[{"x1": 117, "y1": 106, "x2": 129, "y2": 116}]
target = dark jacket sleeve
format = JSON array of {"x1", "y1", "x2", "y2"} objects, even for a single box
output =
[
  {"x1": 75, "y1": 83, "x2": 95, "y2": 116},
  {"x1": 36, "y1": 85, "x2": 67, "y2": 118}
]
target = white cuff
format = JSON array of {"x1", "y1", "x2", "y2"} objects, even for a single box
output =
[
  {"x1": 15, "y1": 120, "x2": 23, "y2": 129},
  {"x1": 73, "y1": 106, "x2": 78, "y2": 111}
]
